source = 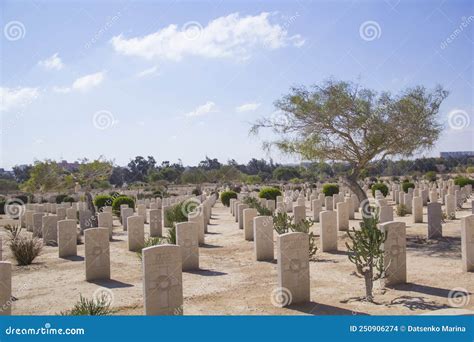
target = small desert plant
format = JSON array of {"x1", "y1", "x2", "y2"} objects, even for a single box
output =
[
  {"x1": 111, "y1": 196, "x2": 135, "y2": 216},
  {"x1": 402, "y1": 182, "x2": 415, "y2": 193},
  {"x1": 166, "y1": 225, "x2": 177, "y2": 245},
  {"x1": 322, "y1": 184, "x2": 339, "y2": 197},
  {"x1": 396, "y1": 204, "x2": 408, "y2": 217},
  {"x1": 258, "y1": 187, "x2": 282, "y2": 201},
  {"x1": 220, "y1": 191, "x2": 238, "y2": 206},
  {"x1": 137, "y1": 237, "x2": 165, "y2": 260},
  {"x1": 242, "y1": 196, "x2": 272, "y2": 216},
  {"x1": 5, "y1": 225, "x2": 42, "y2": 265},
  {"x1": 165, "y1": 201, "x2": 196, "y2": 227},
  {"x1": 272, "y1": 212, "x2": 317, "y2": 259},
  {"x1": 61, "y1": 294, "x2": 114, "y2": 316},
  {"x1": 425, "y1": 171, "x2": 437, "y2": 182},
  {"x1": 345, "y1": 214, "x2": 385, "y2": 302}
]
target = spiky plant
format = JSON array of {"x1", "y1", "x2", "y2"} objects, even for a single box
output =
[
  {"x1": 136, "y1": 236, "x2": 165, "y2": 260},
  {"x1": 345, "y1": 214, "x2": 385, "y2": 302},
  {"x1": 5, "y1": 225, "x2": 42, "y2": 265},
  {"x1": 61, "y1": 294, "x2": 114, "y2": 316},
  {"x1": 242, "y1": 196, "x2": 272, "y2": 216}
]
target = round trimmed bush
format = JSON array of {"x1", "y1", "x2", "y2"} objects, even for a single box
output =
[
  {"x1": 55, "y1": 194, "x2": 69, "y2": 204},
  {"x1": 13, "y1": 195, "x2": 28, "y2": 204},
  {"x1": 94, "y1": 195, "x2": 113, "y2": 211},
  {"x1": 63, "y1": 196, "x2": 75, "y2": 203},
  {"x1": 258, "y1": 187, "x2": 282, "y2": 201},
  {"x1": 112, "y1": 196, "x2": 135, "y2": 216},
  {"x1": 192, "y1": 188, "x2": 202, "y2": 196},
  {"x1": 454, "y1": 176, "x2": 474, "y2": 188},
  {"x1": 220, "y1": 191, "x2": 237, "y2": 207},
  {"x1": 402, "y1": 182, "x2": 415, "y2": 193},
  {"x1": 322, "y1": 184, "x2": 339, "y2": 197},
  {"x1": 371, "y1": 183, "x2": 389, "y2": 197}
]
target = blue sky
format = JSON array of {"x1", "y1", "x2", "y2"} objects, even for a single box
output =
[{"x1": 1, "y1": 0, "x2": 473, "y2": 169}]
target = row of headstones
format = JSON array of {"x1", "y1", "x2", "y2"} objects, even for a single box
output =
[
  {"x1": 228, "y1": 194, "x2": 474, "y2": 306},
  {"x1": 0, "y1": 195, "x2": 218, "y2": 315}
]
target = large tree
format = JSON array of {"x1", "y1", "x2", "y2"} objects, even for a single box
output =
[{"x1": 251, "y1": 80, "x2": 448, "y2": 201}]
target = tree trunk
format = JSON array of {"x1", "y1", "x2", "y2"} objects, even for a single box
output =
[
  {"x1": 343, "y1": 173, "x2": 368, "y2": 204},
  {"x1": 85, "y1": 192, "x2": 98, "y2": 228},
  {"x1": 364, "y1": 269, "x2": 374, "y2": 302}
]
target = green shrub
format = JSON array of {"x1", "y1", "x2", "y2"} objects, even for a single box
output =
[
  {"x1": 62, "y1": 294, "x2": 114, "y2": 316},
  {"x1": 371, "y1": 183, "x2": 389, "y2": 197},
  {"x1": 396, "y1": 204, "x2": 408, "y2": 217},
  {"x1": 454, "y1": 176, "x2": 474, "y2": 188},
  {"x1": 5, "y1": 225, "x2": 42, "y2": 265},
  {"x1": 62, "y1": 196, "x2": 75, "y2": 203},
  {"x1": 55, "y1": 194, "x2": 69, "y2": 204},
  {"x1": 14, "y1": 195, "x2": 28, "y2": 204},
  {"x1": 109, "y1": 191, "x2": 121, "y2": 198},
  {"x1": 425, "y1": 171, "x2": 437, "y2": 182},
  {"x1": 322, "y1": 184, "x2": 339, "y2": 197},
  {"x1": 258, "y1": 187, "x2": 282, "y2": 201},
  {"x1": 242, "y1": 196, "x2": 272, "y2": 216},
  {"x1": 94, "y1": 195, "x2": 113, "y2": 211},
  {"x1": 137, "y1": 237, "x2": 165, "y2": 260},
  {"x1": 402, "y1": 182, "x2": 415, "y2": 193},
  {"x1": 0, "y1": 200, "x2": 5, "y2": 215},
  {"x1": 220, "y1": 191, "x2": 237, "y2": 207},
  {"x1": 112, "y1": 196, "x2": 135, "y2": 216},
  {"x1": 192, "y1": 188, "x2": 202, "y2": 196},
  {"x1": 165, "y1": 201, "x2": 198, "y2": 226}
]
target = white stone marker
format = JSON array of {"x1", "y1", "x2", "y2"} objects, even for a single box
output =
[
  {"x1": 445, "y1": 194, "x2": 456, "y2": 219},
  {"x1": 188, "y1": 210, "x2": 205, "y2": 245},
  {"x1": 320, "y1": 210, "x2": 337, "y2": 252},
  {"x1": 237, "y1": 204, "x2": 249, "y2": 229},
  {"x1": 379, "y1": 205, "x2": 393, "y2": 224},
  {"x1": 336, "y1": 201, "x2": 349, "y2": 231},
  {"x1": 312, "y1": 199, "x2": 322, "y2": 222},
  {"x1": 253, "y1": 216, "x2": 274, "y2": 261},
  {"x1": 0, "y1": 261, "x2": 12, "y2": 315},
  {"x1": 58, "y1": 219, "x2": 77, "y2": 258},
  {"x1": 412, "y1": 196, "x2": 423, "y2": 223},
  {"x1": 98, "y1": 212, "x2": 113, "y2": 239},
  {"x1": 137, "y1": 204, "x2": 147, "y2": 223},
  {"x1": 127, "y1": 216, "x2": 145, "y2": 252},
  {"x1": 293, "y1": 205, "x2": 306, "y2": 225},
  {"x1": 461, "y1": 214, "x2": 474, "y2": 272},
  {"x1": 66, "y1": 207, "x2": 76, "y2": 220},
  {"x1": 324, "y1": 196, "x2": 333, "y2": 211},
  {"x1": 380, "y1": 221, "x2": 407, "y2": 286},
  {"x1": 149, "y1": 209, "x2": 162, "y2": 237},
  {"x1": 427, "y1": 202, "x2": 442, "y2": 239},
  {"x1": 176, "y1": 222, "x2": 199, "y2": 271},
  {"x1": 243, "y1": 208, "x2": 258, "y2": 241},
  {"x1": 32, "y1": 213, "x2": 44, "y2": 238},
  {"x1": 277, "y1": 232, "x2": 310, "y2": 305},
  {"x1": 42, "y1": 215, "x2": 59, "y2": 245},
  {"x1": 56, "y1": 207, "x2": 66, "y2": 221},
  {"x1": 85, "y1": 228, "x2": 110, "y2": 281},
  {"x1": 121, "y1": 208, "x2": 133, "y2": 231},
  {"x1": 142, "y1": 244, "x2": 183, "y2": 315}
]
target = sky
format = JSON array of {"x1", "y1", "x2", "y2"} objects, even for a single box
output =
[{"x1": 1, "y1": 0, "x2": 473, "y2": 169}]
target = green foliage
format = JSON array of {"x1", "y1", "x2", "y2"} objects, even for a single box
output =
[
  {"x1": 272, "y1": 212, "x2": 317, "y2": 259},
  {"x1": 94, "y1": 195, "x2": 113, "y2": 211},
  {"x1": 258, "y1": 187, "x2": 282, "y2": 201},
  {"x1": 396, "y1": 204, "x2": 408, "y2": 217},
  {"x1": 0, "y1": 179, "x2": 19, "y2": 192},
  {"x1": 220, "y1": 191, "x2": 238, "y2": 207},
  {"x1": 192, "y1": 188, "x2": 202, "y2": 196},
  {"x1": 5, "y1": 225, "x2": 42, "y2": 266},
  {"x1": 272, "y1": 166, "x2": 301, "y2": 181},
  {"x1": 402, "y1": 182, "x2": 415, "y2": 193},
  {"x1": 322, "y1": 184, "x2": 339, "y2": 197},
  {"x1": 167, "y1": 225, "x2": 177, "y2": 245},
  {"x1": 55, "y1": 194, "x2": 69, "y2": 204},
  {"x1": 345, "y1": 214, "x2": 385, "y2": 301},
  {"x1": 111, "y1": 196, "x2": 135, "y2": 216},
  {"x1": 62, "y1": 196, "x2": 75, "y2": 203},
  {"x1": 136, "y1": 237, "x2": 165, "y2": 260},
  {"x1": 62, "y1": 294, "x2": 114, "y2": 316},
  {"x1": 371, "y1": 183, "x2": 388, "y2": 197},
  {"x1": 425, "y1": 171, "x2": 437, "y2": 182},
  {"x1": 242, "y1": 196, "x2": 272, "y2": 216},
  {"x1": 454, "y1": 176, "x2": 474, "y2": 188},
  {"x1": 0, "y1": 200, "x2": 5, "y2": 215},
  {"x1": 165, "y1": 201, "x2": 198, "y2": 227}
]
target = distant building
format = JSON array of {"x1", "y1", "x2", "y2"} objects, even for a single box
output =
[{"x1": 440, "y1": 151, "x2": 474, "y2": 158}]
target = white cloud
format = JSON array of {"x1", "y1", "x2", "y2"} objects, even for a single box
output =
[
  {"x1": 38, "y1": 53, "x2": 64, "y2": 70},
  {"x1": 72, "y1": 71, "x2": 105, "y2": 91},
  {"x1": 111, "y1": 12, "x2": 304, "y2": 62},
  {"x1": 136, "y1": 65, "x2": 159, "y2": 77},
  {"x1": 0, "y1": 87, "x2": 40, "y2": 112},
  {"x1": 235, "y1": 102, "x2": 261, "y2": 112},
  {"x1": 53, "y1": 86, "x2": 72, "y2": 94},
  {"x1": 185, "y1": 101, "x2": 217, "y2": 117}
]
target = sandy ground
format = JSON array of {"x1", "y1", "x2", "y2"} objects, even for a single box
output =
[{"x1": 1, "y1": 198, "x2": 473, "y2": 316}]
